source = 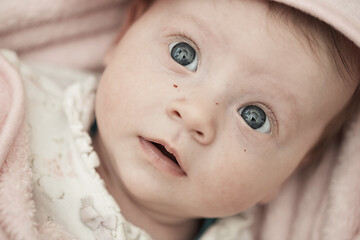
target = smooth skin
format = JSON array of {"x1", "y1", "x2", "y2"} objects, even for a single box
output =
[{"x1": 93, "y1": 0, "x2": 355, "y2": 239}]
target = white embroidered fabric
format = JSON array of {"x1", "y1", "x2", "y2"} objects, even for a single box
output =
[
  {"x1": 2, "y1": 49, "x2": 253, "y2": 240},
  {"x1": 11, "y1": 51, "x2": 150, "y2": 240}
]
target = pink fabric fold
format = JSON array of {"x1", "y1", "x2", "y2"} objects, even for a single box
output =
[
  {"x1": 0, "y1": 53, "x2": 37, "y2": 240},
  {"x1": 0, "y1": 53, "x2": 80, "y2": 240},
  {"x1": 0, "y1": 54, "x2": 24, "y2": 165},
  {"x1": 273, "y1": 0, "x2": 360, "y2": 47},
  {"x1": 0, "y1": 0, "x2": 128, "y2": 71}
]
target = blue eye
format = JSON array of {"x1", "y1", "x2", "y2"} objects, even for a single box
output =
[
  {"x1": 169, "y1": 42, "x2": 198, "y2": 71},
  {"x1": 238, "y1": 105, "x2": 271, "y2": 133}
]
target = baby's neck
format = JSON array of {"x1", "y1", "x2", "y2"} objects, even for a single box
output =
[
  {"x1": 111, "y1": 189, "x2": 202, "y2": 240},
  {"x1": 92, "y1": 132, "x2": 202, "y2": 240}
]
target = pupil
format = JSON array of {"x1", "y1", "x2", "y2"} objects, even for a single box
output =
[
  {"x1": 171, "y1": 42, "x2": 195, "y2": 66},
  {"x1": 241, "y1": 105, "x2": 266, "y2": 129}
]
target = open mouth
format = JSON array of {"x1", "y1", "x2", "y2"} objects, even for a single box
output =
[
  {"x1": 139, "y1": 136, "x2": 186, "y2": 176},
  {"x1": 150, "y1": 141, "x2": 179, "y2": 166}
]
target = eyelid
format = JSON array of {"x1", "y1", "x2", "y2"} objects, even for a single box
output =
[
  {"x1": 168, "y1": 33, "x2": 201, "y2": 66},
  {"x1": 241, "y1": 102, "x2": 279, "y2": 135},
  {"x1": 258, "y1": 103, "x2": 278, "y2": 135}
]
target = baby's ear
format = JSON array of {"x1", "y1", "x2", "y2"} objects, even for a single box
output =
[{"x1": 104, "y1": 0, "x2": 153, "y2": 65}]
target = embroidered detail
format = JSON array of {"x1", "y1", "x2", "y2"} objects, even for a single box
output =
[
  {"x1": 36, "y1": 175, "x2": 65, "y2": 200},
  {"x1": 63, "y1": 78, "x2": 100, "y2": 169},
  {"x1": 63, "y1": 79, "x2": 152, "y2": 240},
  {"x1": 80, "y1": 196, "x2": 118, "y2": 240}
]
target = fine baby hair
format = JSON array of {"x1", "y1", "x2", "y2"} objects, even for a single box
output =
[{"x1": 267, "y1": 1, "x2": 360, "y2": 164}]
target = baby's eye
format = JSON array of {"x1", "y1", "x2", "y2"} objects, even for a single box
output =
[
  {"x1": 169, "y1": 42, "x2": 198, "y2": 71},
  {"x1": 238, "y1": 105, "x2": 271, "y2": 134}
]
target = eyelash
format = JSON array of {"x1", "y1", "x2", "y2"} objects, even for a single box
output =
[
  {"x1": 241, "y1": 102, "x2": 279, "y2": 134},
  {"x1": 168, "y1": 32, "x2": 201, "y2": 57}
]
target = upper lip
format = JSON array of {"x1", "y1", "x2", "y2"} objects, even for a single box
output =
[{"x1": 144, "y1": 137, "x2": 185, "y2": 173}]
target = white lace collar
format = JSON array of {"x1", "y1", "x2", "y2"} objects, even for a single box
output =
[{"x1": 63, "y1": 77, "x2": 151, "y2": 240}]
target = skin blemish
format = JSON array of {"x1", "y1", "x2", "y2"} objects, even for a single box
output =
[
  {"x1": 215, "y1": 102, "x2": 219, "y2": 105},
  {"x1": 244, "y1": 149, "x2": 247, "y2": 152},
  {"x1": 173, "y1": 84, "x2": 178, "y2": 88}
]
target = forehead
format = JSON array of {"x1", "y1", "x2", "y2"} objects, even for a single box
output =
[
  {"x1": 151, "y1": 1, "x2": 331, "y2": 93},
  {"x1": 156, "y1": 0, "x2": 269, "y2": 41},
  {"x1": 142, "y1": 0, "x2": 352, "y2": 136},
  {"x1": 154, "y1": 0, "x2": 318, "y2": 62}
]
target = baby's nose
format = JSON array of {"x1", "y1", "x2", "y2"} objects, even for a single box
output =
[{"x1": 166, "y1": 98, "x2": 216, "y2": 145}]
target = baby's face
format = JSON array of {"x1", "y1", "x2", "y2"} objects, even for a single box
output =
[{"x1": 95, "y1": 0, "x2": 353, "y2": 218}]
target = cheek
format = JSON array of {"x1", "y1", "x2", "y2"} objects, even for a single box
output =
[
  {"x1": 95, "y1": 54, "x2": 167, "y2": 141},
  {"x1": 95, "y1": 68, "x2": 135, "y2": 141},
  {"x1": 197, "y1": 143, "x2": 303, "y2": 216},
  {"x1": 97, "y1": 59, "x2": 145, "y2": 111},
  {"x1": 190, "y1": 153, "x2": 260, "y2": 215}
]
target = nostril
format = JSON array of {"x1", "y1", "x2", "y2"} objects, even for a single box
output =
[
  {"x1": 174, "y1": 110, "x2": 181, "y2": 118},
  {"x1": 166, "y1": 101, "x2": 215, "y2": 145}
]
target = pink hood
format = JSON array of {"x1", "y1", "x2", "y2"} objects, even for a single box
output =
[{"x1": 275, "y1": 0, "x2": 360, "y2": 47}]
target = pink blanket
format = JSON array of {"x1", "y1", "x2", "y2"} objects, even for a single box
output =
[
  {"x1": 0, "y1": 0, "x2": 359, "y2": 239},
  {"x1": 0, "y1": 0, "x2": 127, "y2": 72},
  {"x1": 0, "y1": 53, "x2": 78, "y2": 240},
  {"x1": 0, "y1": 54, "x2": 35, "y2": 240},
  {"x1": 0, "y1": 1, "x2": 127, "y2": 238}
]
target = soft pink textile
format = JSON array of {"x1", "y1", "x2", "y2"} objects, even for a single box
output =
[
  {"x1": 0, "y1": 0, "x2": 359, "y2": 240},
  {"x1": 0, "y1": 54, "x2": 80, "y2": 240},
  {"x1": 0, "y1": 1, "x2": 128, "y2": 239},
  {"x1": 0, "y1": 0, "x2": 128, "y2": 71},
  {"x1": 0, "y1": 55, "x2": 35, "y2": 240},
  {"x1": 274, "y1": 0, "x2": 360, "y2": 47}
]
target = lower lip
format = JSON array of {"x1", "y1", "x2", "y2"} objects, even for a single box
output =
[{"x1": 139, "y1": 137, "x2": 186, "y2": 177}]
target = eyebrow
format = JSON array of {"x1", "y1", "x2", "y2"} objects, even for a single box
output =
[
  {"x1": 242, "y1": 70, "x2": 301, "y2": 135},
  {"x1": 175, "y1": 13, "x2": 217, "y2": 41}
]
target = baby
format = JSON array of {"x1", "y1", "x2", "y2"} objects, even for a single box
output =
[
  {"x1": 92, "y1": 0, "x2": 360, "y2": 239},
  {"x1": 1, "y1": 0, "x2": 359, "y2": 240}
]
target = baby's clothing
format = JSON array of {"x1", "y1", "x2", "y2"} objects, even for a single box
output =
[
  {"x1": 15, "y1": 50, "x2": 150, "y2": 240},
  {"x1": 0, "y1": 50, "x2": 253, "y2": 240}
]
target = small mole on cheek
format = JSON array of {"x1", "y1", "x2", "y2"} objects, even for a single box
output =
[
  {"x1": 215, "y1": 102, "x2": 219, "y2": 105},
  {"x1": 244, "y1": 149, "x2": 247, "y2": 152},
  {"x1": 173, "y1": 84, "x2": 178, "y2": 88}
]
